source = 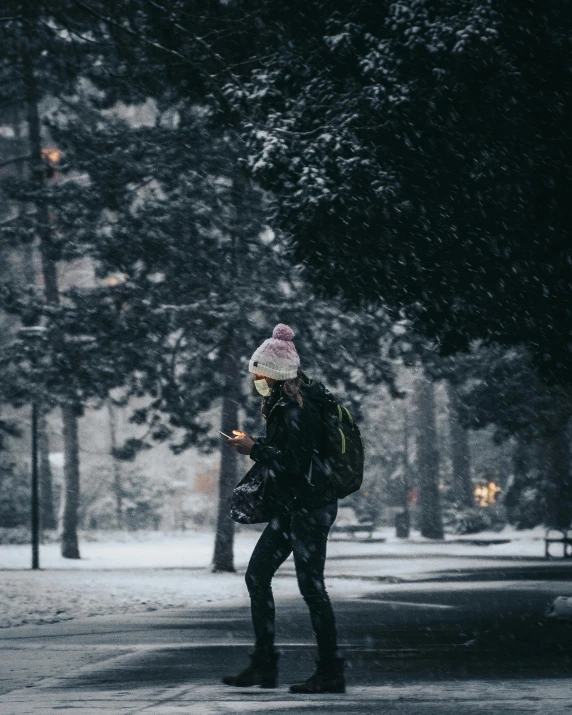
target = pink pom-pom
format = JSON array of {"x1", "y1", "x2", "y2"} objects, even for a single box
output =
[{"x1": 272, "y1": 323, "x2": 295, "y2": 341}]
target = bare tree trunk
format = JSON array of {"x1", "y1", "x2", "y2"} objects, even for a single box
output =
[
  {"x1": 510, "y1": 437, "x2": 528, "y2": 500},
  {"x1": 395, "y1": 401, "x2": 412, "y2": 538},
  {"x1": 22, "y1": 9, "x2": 82, "y2": 558},
  {"x1": 212, "y1": 172, "x2": 252, "y2": 571},
  {"x1": 413, "y1": 372, "x2": 444, "y2": 540},
  {"x1": 539, "y1": 414, "x2": 572, "y2": 530},
  {"x1": 38, "y1": 413, "x2": 57, "y2": 530},
  {"x1": 60, "y1": 405, "x2": 80, "y2": 558},
  {"x1": 511, "y1": 436, "x2": 530, "y2": 494},
  {"x1": 107, "y1": 401, "x2": 123, "y2": 528},
  {"x1": 447, "y1": 382, "x2": 473, "y2": 508},
  {"x1": 212, "y1": 335, "x2": 240, "y2": 572}
]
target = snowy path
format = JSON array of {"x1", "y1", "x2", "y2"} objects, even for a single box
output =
[{"x1": 0, "y1": 527, "x2": 566, "y2": 629}]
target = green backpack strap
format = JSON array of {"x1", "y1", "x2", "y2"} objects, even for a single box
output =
[{"x1": 336, "y1": 403, "x2": 354, "y2": 425}]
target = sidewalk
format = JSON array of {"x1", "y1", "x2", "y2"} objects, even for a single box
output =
[
  {"x1": 2, "y1": 529, "x2": 572, "y2": 713},
  {"x1": 2, "y1": 565, "x2": 572, "y2": 714}
]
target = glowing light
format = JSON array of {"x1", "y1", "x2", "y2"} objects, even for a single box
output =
[
  {"x1": 41, "y1": 147, "x2": 62, "y2": 165},
  {"x1": 103, "y1": 273, "x2": 127, "y2": 287},
  {"x1": 474, "y1": 481, "x2": 501, "y2": 508}
]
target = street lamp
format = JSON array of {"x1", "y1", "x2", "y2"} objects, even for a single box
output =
[{"x1": 18, "y1": 325, "x2": 47, "y2": 570}]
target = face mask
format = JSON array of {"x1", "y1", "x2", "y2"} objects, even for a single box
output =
[{"x1": 254, "y1": 378, "x2": 272, "y2": 397}]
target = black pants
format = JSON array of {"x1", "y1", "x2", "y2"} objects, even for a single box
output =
[{"x1": 245, "y1": 502, "x2": 338, "y2": 660}]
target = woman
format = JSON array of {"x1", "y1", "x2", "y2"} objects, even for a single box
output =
[{"x1": 222, "y1": 324, "x2": 345, "y2": 694}]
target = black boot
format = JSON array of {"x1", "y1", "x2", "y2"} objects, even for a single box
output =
[
  {"x1": 222, "y1": 650, "x2": 279, "y2": 688},
  {"x1": 289, "y1": 656, "x2": 345, "y2": 694}
]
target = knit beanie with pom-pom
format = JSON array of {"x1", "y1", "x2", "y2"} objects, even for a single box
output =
[{"x1": 248, "y1": 324, "x2": 300, "y2": 381}]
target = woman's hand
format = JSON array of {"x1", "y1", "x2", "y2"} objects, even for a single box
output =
[{"x1": 226, "y1": 431, "x2": 255, "y2": 455}]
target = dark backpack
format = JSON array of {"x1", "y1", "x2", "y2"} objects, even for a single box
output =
[{"x1": 311, "y1": 385, "x2": 364, "y2": 499}]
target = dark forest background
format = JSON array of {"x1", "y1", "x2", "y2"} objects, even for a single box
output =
[{"x1": 0, "y1": 0, "x2": 570, "y2": 570}]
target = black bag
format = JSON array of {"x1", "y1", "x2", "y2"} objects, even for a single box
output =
[
  {"x1": 313, "y1": 389, "x2": 364, "y2": 499},
  {"x1": 230, "y1": 463, "x2": 272, "y2": 524}
]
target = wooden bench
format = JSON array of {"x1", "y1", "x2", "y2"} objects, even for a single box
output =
[
  {"x1": 545, "y1": 528, "x2": 572, "y2": 559},
  {"x1": 332, "y1": 522, "x2": 376, "y2": 539}
]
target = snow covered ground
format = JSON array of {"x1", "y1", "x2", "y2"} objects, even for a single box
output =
[
  {"x1": 0, "y1": 526, "x2": 551, "y2": 571},
  {"x1": 0, "y1": 526, "x2": 558, "y2": 629}
]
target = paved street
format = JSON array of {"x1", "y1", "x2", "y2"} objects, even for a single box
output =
[{"x1": 1, "y1": 564, "x2": 572, "y2": 714}]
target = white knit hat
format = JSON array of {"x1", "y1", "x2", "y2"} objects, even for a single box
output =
[{"x1": 248, "y1": 324, "x2": 300, "y2": 381}]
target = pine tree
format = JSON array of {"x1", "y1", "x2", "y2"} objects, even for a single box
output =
[
  {"x1": 215, "y1": 0, "x2": 572, "y2": 383},
  {"x1": 44, "y1": 99, "x2": 398, "y2": 568},
  {"x1": 1, "y1": 3, "x2": 401, "y2": 567},
  {"x1": 0, "y1": 99, "x2": 57, "y2": 530},
  {"x1": 0, "y1": 1, "x2": 113, "y2": 557},
  {"x1": 439, "y1": 345, "x2": 572, "y2": 528}
]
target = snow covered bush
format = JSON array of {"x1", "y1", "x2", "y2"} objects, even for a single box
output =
[
  {"x1": 0, "y1": 528, "x2": 59, "y2": 545},
  {"x1": 0, "y1": 461, "x2": 30, "y2": 529},
  {"x1": 505, "y1": 486, "x2": 544, "y2": 531},
  {"x1": 444, "y1": 506, "x2": 506, "y2": 535}
]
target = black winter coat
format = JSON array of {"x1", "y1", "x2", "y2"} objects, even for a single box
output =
[{"x1": 249, "y1": 378, "x2": 338, "y2": 514}]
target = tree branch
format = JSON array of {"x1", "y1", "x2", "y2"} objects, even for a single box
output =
[
  {"x1": 0, "y1": 96, "x2": 25, "y2": 110},
  {"x1": 72, "y1": 0, "x2": 195, "y2": 66},
  {"x1": 73, "y1": 0, "x2": 250, "y2": 100},
  {"x1": 0, "y1": 154, "x2": 31, "y2": 169},
  {"x1": 0, "y1": 211, "x2": 36, "y2": 227}
]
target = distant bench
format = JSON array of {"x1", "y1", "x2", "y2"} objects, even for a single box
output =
[
  {"x1": 545, "y1": 528, "x2": 572, "y2": 559},
  {"x1": 331, "y1": 522, "x2": 376, "y2": 540}
]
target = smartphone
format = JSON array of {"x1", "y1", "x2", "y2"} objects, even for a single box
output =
[{"x1": 219, "y1": 431, "x2": 233, "y2": 439}]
